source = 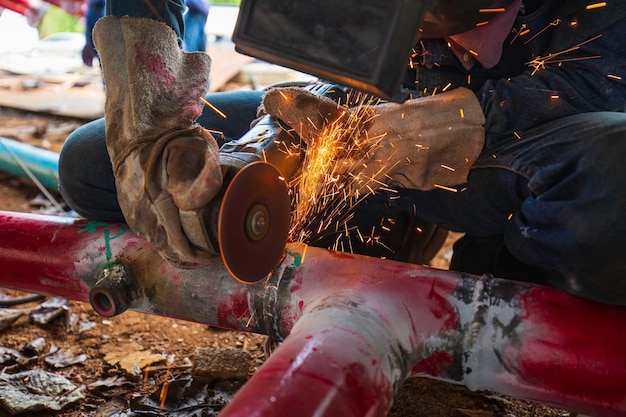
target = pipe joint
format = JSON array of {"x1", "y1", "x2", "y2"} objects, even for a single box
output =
[
  {"x1": 261, "y1": 259, "x2": 294, "y2": 342},
  {"x1": 89, "y1": 260, "x2": 137, "y2": 318}
]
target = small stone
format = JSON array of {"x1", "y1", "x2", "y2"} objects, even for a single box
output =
[{"x1": 191, "y1": 347, "x2": 251, "y2": 381}]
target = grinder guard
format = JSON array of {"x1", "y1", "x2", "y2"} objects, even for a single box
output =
[
  {"x1": 216, "y1": 83, "x2": 349, "y2": 282},
  {"x1": 233, "y1": 0, "x2": 514, "y2": 102}
]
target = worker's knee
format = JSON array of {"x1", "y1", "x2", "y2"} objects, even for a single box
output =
[
  {"x1": 551, "y1": 114, "x2": 626, "y2": 305},
  {"x1": 495, "y1": 113, "x2": 626, "y2": 304},
  {"x1": 59, "y1": 119, "x2": 124, "y2": 222},
  {"x1": 555, "y1": 267, "x2": 626, "y2": 306}
]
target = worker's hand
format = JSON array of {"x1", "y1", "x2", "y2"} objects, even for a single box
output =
[
  {"x1": 263, "y1": 86, "x2": 486, "y2": 191},
  {"x1": 94, "y1": 16, "x2": 222, "y2": 268},
  {"x1": 81, "y1": 44, "x2": 96, "y2": 67}
]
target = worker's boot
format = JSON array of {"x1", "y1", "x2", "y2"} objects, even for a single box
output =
[{"x1": 93, "y1": 16, "x2": 222, "y2": 267}]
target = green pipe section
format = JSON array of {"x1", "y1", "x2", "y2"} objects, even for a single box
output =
[{"x1": 0, "y1": 137, "x2": 60, "y2": 190}]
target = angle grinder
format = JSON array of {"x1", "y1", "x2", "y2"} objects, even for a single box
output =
[
  {"x1": 209, "y1": 161, "x2": 291, "y2": 284},
  {"x1": 209, "y1": 83, "x2": 349, "y2": 283}
]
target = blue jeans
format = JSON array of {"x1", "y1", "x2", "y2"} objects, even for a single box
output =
[
  {"x1": 59, "y1": 90, "x2": 626, "y2": 304},
  {"x1": 182, "y1": 10, "x2": 208, "y2": 52},
  {"x1": 402, "y1": 111, "x2": 626, "y2": 304},
  {"x1": 106, "y1": 0, "x2": 185, "y2": 44}
]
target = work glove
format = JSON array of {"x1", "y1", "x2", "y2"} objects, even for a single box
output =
[
  {"x1": 93, "y1": 16, "x2": 222, "y2": 268},
  {"x1": 262, "y1": 86, "x2": 485, "y2": 192}
]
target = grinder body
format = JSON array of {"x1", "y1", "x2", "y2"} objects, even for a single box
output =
[
  {"x1": 208, "y1": 83, "x2": 349, "y2": 283},
  {"x1": 219, "y1": 83, "x2": 350, "y2": 182}
]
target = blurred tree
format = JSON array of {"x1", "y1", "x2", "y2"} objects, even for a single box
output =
[
  {"x1": 211, "y1": 0, "x2": 240, "y2": 5},
  {"x1": 38, "y1": 5, "x2": 83, "y2": 39}
]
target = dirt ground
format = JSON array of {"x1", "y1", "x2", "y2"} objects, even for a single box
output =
[{"x1": 0, "y1": 105, "x2": 571, "y2": 417}]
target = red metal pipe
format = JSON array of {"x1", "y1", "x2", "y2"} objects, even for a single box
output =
[
  {"x1": 221, "y1": 251, "x2": 626, "y2": 417},
  {"x1": 0, "y1": 0, "x2": 33, "y2": 16},
  {"x1": 43, "y1": 0, "x2": 83, "y2": 16},
  {"x1": 1, "y1": 210, "x2": 625, "y2": 417},
  {"x1": 0, "y1": 211, "x2": 269, "y2": 332},
  {"x1": 0, "y1": 0, "x2": 82, "y2": 23}
]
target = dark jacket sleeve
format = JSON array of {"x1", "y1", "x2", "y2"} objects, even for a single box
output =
[{"x1": 478, "y1": 2, "x2": 626, "y2": 136}]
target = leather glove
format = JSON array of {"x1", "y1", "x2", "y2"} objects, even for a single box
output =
[
  {"x1": 262, "y1": 86, "x2": 485, "y2": 192},
  {"x1": 93, "y1": 16, "x2": 222, "y2": 268}
]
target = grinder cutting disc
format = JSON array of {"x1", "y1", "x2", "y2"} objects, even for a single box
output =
[{"x1": 218, "y1": 162, "x2": 291, "y2": 283}]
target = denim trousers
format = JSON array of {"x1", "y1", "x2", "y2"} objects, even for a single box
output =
[
  {"x1": 182, "y1": 10, "x2": 208, "y2": 52},
  {"x1": 58, "y1": 90, "x2": 626, "y2": 304},
  {"x1": 106, "y1": 0, "x2": 185, "y2": 43}
]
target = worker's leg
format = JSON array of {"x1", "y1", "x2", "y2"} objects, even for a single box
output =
[
  {"x1": 58, "y1": 90, "x2": 264, "y2": 221},
  {"x1": 58, "y1": 118, "x2": 122, "y2": 221},
  {"x1": 403, "y1": 111, "x2": 626, "y2": 304},
  {"x1": 182, "y1": 10, "x2": 208, "y2": 52},
  {"x1": 59, "y1": 0, "x2": 188, "y2": 220},
  {"x1": 308, "y1": 189, "x2": 450, "y2": 265},
  {"x1": 106, "y1": 0, "x2": 186, "y2": 43}
]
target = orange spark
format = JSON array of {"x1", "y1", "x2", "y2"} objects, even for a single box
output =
[
  {"x1": 524, "y1": 19, "x2": 561, "y2": 45},
  {"x1": 509, "y1": 23, "x2": 528, "y2": 44},
  {"x1": 434, "y1": 184, "x2": 458, "y2": 192},
  {"x1": 246, "y1": 311, "x2": 255, "y2": 327},
  {"x1": 527, "y1": 34, "x2": 603, "y2": 75},
  {"x1": 586, "y1": 2, "x2": 607, "y2": 9},
  {"x1": 288, "y1": 93, "x2": 387, "y2": 248},
  {"x1": 200, "y1": 97, "x2": 227, "y2": 119}
]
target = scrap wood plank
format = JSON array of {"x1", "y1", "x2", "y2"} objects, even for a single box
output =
[
  {"x1": 207, "y1": 42, "x2": 255, "y2": 92},
  {"x1": 0, "y1": 83, "x2": 105, "y2": 120},
  {"x1": 0, "y1": 43, "x2": 253, "y2": 119}
]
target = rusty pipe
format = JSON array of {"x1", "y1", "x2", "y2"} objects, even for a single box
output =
[
  {"x1": 0, "y1": 0, "x2": 32, "y2": 16},
  {"x1": 0, "y1": 210, "x2": 625, "y2": 416}
]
